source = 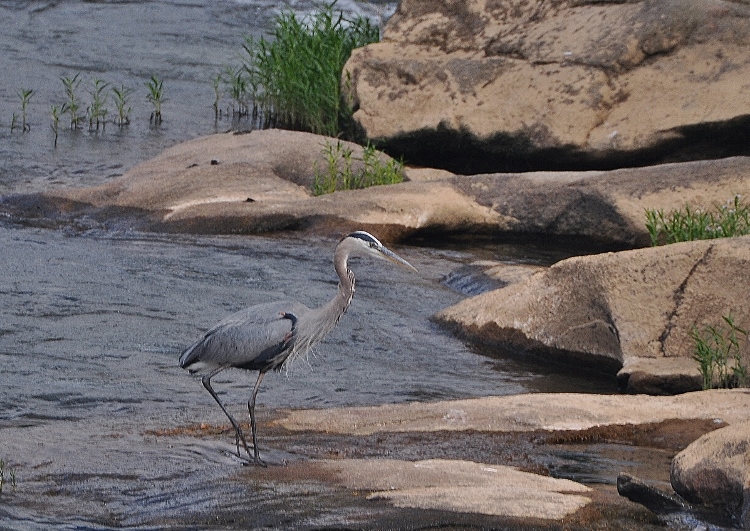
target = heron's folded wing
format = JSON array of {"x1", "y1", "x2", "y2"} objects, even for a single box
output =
[{"x1": 180, "y1": 300, "x2": 307, "y2": 371}]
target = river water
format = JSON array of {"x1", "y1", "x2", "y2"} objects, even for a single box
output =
[{"x1": 0, "y1": 1, "x2": 624, "y2": 529}]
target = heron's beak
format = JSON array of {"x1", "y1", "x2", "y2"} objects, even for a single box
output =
[{"x1": 379, "y1": 245, "x2": 418, "y2": 272}]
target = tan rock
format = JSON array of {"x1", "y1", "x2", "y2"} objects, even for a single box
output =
[
  {"x1": 345, "y1": 0, "x2": 750, "y2": 171},
  {"x1": 277, "y1": 390, "x2": 750, "y2": 436},
  {"x1": 40, "y1": 129, "x2": 750, "y2": 247},
  {"x1": 671, "y1": 420, "x2": 750, "y2": 525},
  {"x1": 55, "y1": 129, "x2": 504, "y2": 238},
  {"x1": 434, "y1": 236, "x2": 750, "y2": 393},
  {"x1": 451, "y1": 156, "x2": 750, "y2": 247},
  {"x1": 279, "y1": 391, "x2": 750, "y2": 522}
]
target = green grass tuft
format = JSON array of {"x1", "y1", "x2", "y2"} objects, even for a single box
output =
[
  {"x1": 242, "y1": 2, "x2": 379, "y2": 137},
  {"x1": 313, "y1": 140, "x2": 403, "y2": 195},
  {"x1": 645, "y1": 195, "x2": 750, "y2": 246}
]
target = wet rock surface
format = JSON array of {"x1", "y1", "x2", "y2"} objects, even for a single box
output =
[{"x1": 617, "y1": 473, "x2": 690, "y2": 514}]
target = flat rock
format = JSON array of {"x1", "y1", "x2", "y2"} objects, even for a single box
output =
[
  {"x1": 17, "y1": 130, "x2": 749, "y2": 249},
  {"x1": 277, "y1": 390, "x2": 750, "y2": 436},
  {"x1": 324, "y1": 458, "x2": 592, "y2": 519},
  {"x1": 49, "y1": 129, "x2": 499, "y2": 239},
  {"x1": 277, "y1": 391, "x2": 750, "y2": 522}
]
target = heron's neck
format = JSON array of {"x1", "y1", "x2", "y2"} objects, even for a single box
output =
[
  {"x1": 329, "y1": 252, "x2": 355, "y2": 323},
  {"x1": 303, "y1": 251, "x2": 355, "y2": 348}
]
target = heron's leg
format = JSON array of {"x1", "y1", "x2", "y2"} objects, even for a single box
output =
[
  {"x1": 201, "y1": 368, "x2": 253, "y2": 460},
  {"x1": 247, "y1": 370, "x2": 267, "y2": 466}
]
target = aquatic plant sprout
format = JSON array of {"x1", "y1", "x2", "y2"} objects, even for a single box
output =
[
  {"x1": 242, "y1": 2, "x2": 379, "y2": 136},
  {"x1": 18, "y1": 88, "x2": 33, "y2": 132},
  {"x1": 50, "y1": 104, "x2": 62, "y2": 148},
  {"x1": 87, "y1": 78, "x2": 109, "y2": 130},
  {"x1": 145, "y1": 75, "x2": 166, "y2": 125},
  {"x1": 645, "y1": 195, "x2": 750, "y2": 246},
  {"x1": 112, "y1": 84, "x2": 134, "y2": 126},
  {"x1": 61, "y1": 74, "x2": 83, "y2": 129},
  {"x1": 212, "y1": 73, "x2": 223, "y2": 120}
]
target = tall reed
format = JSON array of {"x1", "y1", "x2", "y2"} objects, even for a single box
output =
[
  {"x1": 243, "y1": 2, "x2": 379, "y2": 137},
  {"x1": 224, "y1": 66, "x2": 249, "y2": 117}
]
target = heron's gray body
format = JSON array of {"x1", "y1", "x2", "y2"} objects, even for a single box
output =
[
  {"x1": 178, "y1": 231, "x2": 415, "y2": 466},
  {"x1": 179, "y1": 300, "x2": 312, "y2": 374}
]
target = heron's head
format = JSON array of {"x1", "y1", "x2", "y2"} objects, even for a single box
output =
[{"x1": 340, "y1": 231, "x2": 417, "y2": 272}]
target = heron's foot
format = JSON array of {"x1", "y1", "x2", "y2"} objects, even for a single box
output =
[
  {"x1": 231, "y1": 427, "x2": 255, "y2": 461},
  {"x1": 241, "y1": 455, "x2": 267, "y2": 467}
]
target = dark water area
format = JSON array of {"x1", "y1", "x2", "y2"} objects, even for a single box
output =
[{"x1": 0, "y1": 1, "x2": 680, "y2": 530}]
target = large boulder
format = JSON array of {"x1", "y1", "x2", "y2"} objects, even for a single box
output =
[
  {"x1": 434, "y1": 236, "x2": 750, "y2": 394},
  {"x1": 671, "y1": 420, "x2": 750, "y2": 526},
  {"x1": 31, "y1": 129, "x2": 499, "y2": 239},
  {"x1": 4, "y1": 129, "x2": 747, "y2": 249},
  {"x1": 344, "y1": 0, "x2": 750, "y2": 173}
]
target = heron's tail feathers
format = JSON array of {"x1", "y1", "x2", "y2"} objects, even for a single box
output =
[{"x1": 179, "y1": 339, "x2": 203, "y2": 370}]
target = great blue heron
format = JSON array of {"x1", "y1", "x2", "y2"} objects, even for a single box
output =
[{"x1": 179, "y1": 231, "x2": 417, "y2": 465}]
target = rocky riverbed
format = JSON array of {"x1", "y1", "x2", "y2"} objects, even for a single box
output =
[
  {"x1": 3, "y1": 128, "x2": 750, "y2": 528},
  {"x1": 2, "y1": 0, "x2": 750, "y2": 527}
]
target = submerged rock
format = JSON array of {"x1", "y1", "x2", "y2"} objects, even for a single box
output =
[{"x1": 617, "y1": 473, "x2": 689, "y2": 514}]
